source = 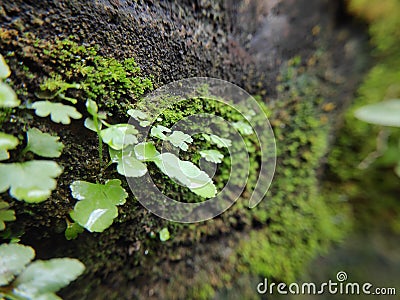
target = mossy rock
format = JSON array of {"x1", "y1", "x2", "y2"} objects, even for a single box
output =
[{"x1": 0, "y1": 0, "x2": 367, "y2": 298}]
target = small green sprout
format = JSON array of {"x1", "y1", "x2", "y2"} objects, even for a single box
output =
[
  {"x1": 65, "y1": 221, "x2": 84, "y2": 240},
  {"x1": 159, "y1": 227, "x2": 170, "y2": 242}
]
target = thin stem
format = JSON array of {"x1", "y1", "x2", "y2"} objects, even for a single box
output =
[{"x1": 93, "y1": 115, "x2": 103, "y2": 167}]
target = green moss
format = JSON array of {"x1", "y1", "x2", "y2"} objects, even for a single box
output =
[
  {"x1": 187, "y1": 282, "x2": 215, "y2": 300},
  {"x1": 39, "y1": 38, "x2": 153, "y2": 111},
  {"x1": 235, "y1": 57, "x2": 351, "y2": 282}
]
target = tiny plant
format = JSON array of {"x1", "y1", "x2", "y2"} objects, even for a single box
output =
[
  {"x1": 68, "y1": 100, "x2": 251, "y2": 234},
  {"x1": 159, "y1": 227, "x2": 170, "y2": 242},
  {"x1": 0, "y1": 243, "x2": 85, "y2": 300}
]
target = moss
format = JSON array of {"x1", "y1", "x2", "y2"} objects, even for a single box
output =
[
  {"x1": 0, "y1": 30, "x2": 153, "y2": 113},
  {"x1": 0, "y1": 26, "x2": 356, "y2": 299},
  {"x1": 187, "y1": 282, "x2": 215, "y2": 300},
  {"x1": 39, "y1": 38, "x2": 153, "y2": 111},
  {"x1": 233, "y1": 56, "x2": 351, "y2": 282}
]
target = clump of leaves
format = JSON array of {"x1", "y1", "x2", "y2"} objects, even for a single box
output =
[
  {"x1": 0, "y1": 56, "x2": 64, "y2": 204},
  {"x1": 0, "y1": 243, "x2": 85, "y2": 300},
  {"x1": 0, "y1": 127, "x2": 64, "y2": 203},
  {"x1": 150, "y1": 125, "x2": 194, "y2": 151}
]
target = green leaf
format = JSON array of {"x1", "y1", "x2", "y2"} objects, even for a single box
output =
[
  {"x1": 202, "y1": 134, "x2": 232, "y2": 148},
  {"x1": 70, "y1": 179, "x2": 127, "y2": 205},
  {"x1": 134, "y1": 142, "x2": 159, "y2": 161},
  {"x1": 166, "y1": 131, "x2": 193, "y2": 151},
  {"x1": 109, "y1": 146, "x2": 148, "y2": 177},
  {"x1": 150, "y1": 125, "x2": 171, "y2": 139},
  {"x1": 0, "y1": 201, "x2": 16, "y2": 231},
  {"x1": 0, "y1": 243, "x2": 35, "y2": 286},
  {"x1": 117, "y1": 155, "x2": 148, "y2": 177},
  {"x1": 190, "y1": 181, "x2": 217, "y2": 198},
  {"x1": 199, "y1": 149, "x2": 224, "y2": 163},
  {"x1": 109, "y1": 147, "x2": 122, "y2": 163},
  {"x1": 84, "y1": 117, "x2": 102, "y2": 132},
  {"x1": 232, "y1": 121, "x2": 253, "y2": 135},
  {"x1": 71, "y1": 200, "x2": 118, "y2": 233},
  {"x1": 0, "y1": 54, "x2": 11, "y2": 79},
  {"x1": 65, "y1": 222, "x2": 84, "y2": 240},
  {"x1": 154, "y1": 153, "x2": 217, "y2": 198},
  {"x1": 70, "y1": 180, "x2": 128, "y2": 232},
  {"x1": 0, "y1": 161, "x2": 62, "y2": 203},
  {"x1": 0, "y1": 82, "x2": 20, "y2": 108},
  {"x1": 25, "y1": 128, "x2": 64, "y2": 158},
  {"x1": 0, "y1": 132, "x2": 19, "y2": 161},
  {"x1": 14, "y1": 258, "x2": 85, "y2": 298},
  {"x1": 32, "y1": 101, "x2": 82, "y2": 124},
  {"x1": 159, "y1": 228, "x2": 170, "y2": 242},
  {"x1": 85, "y1": 99, "x2": 98, "y2": 117},
  {"x1": 100, "y1": 124, "x2": 138, "y2": 150},
  {"x1": 354, "y1": 99, "x2": 400, "y2": 127},
  {"x1": 127, "y1": 109, "x2": 151, "y2": 127}
]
